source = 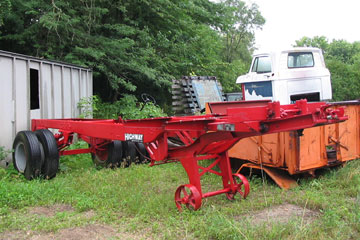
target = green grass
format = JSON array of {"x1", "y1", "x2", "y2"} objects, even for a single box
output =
[{"x1": 0, "y1": 145, "x2": 359, "y2": 239}]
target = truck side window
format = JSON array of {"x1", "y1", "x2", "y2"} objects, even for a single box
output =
[
  {"x1": 288, "y1": 52, "x2": 314, "y2": 68},
  {"x1": 251, "y1": 56, "x2": 271, "y2": 74},
  {"x1": 251, "y1": 58, "x2": 258, "y2": 72}
]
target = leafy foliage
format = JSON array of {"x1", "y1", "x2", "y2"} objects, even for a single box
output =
[
  {"x1": 77, "y1": 95, "x2": 166, "y2": 120},
  {"x1": 0, "y1": 146, "x2": 11, "y2": 161},
  {"x1": 295, "y1": 36, "x2": 360, "y2": 101},
  {"x1": 295, "y1": 36, "x2": 329, "y2": 51},
  {"x1": 0, "y1": 0, "x2": 264, "y2": 106},
  {"x1": 0, "y1": 0, "x2": 11, "y2": 26},
  {"x1": 327, "y1": 58, "x2": 360, "y2": 101},
  {"x1": 219, "y1": 0, "x2": 265, "y2": 64}
]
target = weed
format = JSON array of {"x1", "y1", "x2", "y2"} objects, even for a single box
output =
[{"x1": 0, "y1": 146, "x2": 11, "y2": 162}]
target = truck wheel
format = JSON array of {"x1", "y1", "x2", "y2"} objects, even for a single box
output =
[
  {"x1": 35, "y1": 129, "x2": 59, "y2": 179},
  {"x1": 122, "y1": 141, "x2": 136, "y2": 167},
  {"x1": 92, "y1": 140, "x2": 122, "y2": 168},
  {"x1": 13, "y1": 131, "x2": 42, "y2": 180},
  {"x1": 136, "y1": 143, "x2": 148, "y2": 163}
]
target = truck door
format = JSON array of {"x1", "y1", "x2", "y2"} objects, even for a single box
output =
[{"x1": 242, "y1": 55, "x2": 273, "y2": 100}]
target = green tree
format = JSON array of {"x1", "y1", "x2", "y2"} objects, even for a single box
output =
[
  {"x1": 295, "y1": 36, "x2": 360, "y2": 101},
  {"x1": 327, "y1": 39, "x2": 360, "y2": 64},
  {"x1": 219, "y1": 0, "x2": 265, "y2": 64},
  {"x1": 210, "y1": 0, "x2": 265, "y2": 92},
  {"x1": 0, "y1": 0, "x2": 11, "y2": 26},
  {"x1": 294, "y1": 36, "x2": 329, "y2": 52},
  {"x1": 0, "y1": 0, "x2": 263, "y2": 106}
]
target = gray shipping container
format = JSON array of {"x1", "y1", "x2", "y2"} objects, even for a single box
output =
[{"x1": 0, "y1": 50, "x2": 93, "y2": 165}]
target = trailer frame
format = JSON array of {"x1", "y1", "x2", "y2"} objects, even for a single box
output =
[{"x1": 12, "y1": 100, "x2": 347, "y2": 211}]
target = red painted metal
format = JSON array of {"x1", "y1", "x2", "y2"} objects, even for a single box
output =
[
  {"x1": 175, "y1": 184, "x2": 202, "y2": 211},
  {"x1": 60, "y1": 148, "x2": 91, "y2": 156},
  {"x1": 225, "y1": 174, "x2": 250, "y2": 200},
  {"x1": 31, "y1": 100, "x2": 347, "y2": 210}
]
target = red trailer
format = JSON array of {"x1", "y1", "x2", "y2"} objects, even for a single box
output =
[{"x1": 12, "y1": 100, "x2": 346, "y2": 211}]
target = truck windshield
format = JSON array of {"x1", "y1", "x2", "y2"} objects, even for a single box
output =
[
  {"x1": 251, "y1": 56, "x2": 271, "y2": 74},
  {"x1": 288, "y1": 52, "x2": 314, "y2": 68}
]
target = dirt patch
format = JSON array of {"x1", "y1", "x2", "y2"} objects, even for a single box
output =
[
  {"x1": 245, "y1": 203, "x2": 320, "y2": 225},
  {"x1": 27, "y1": 204, "x2": 74, "y2": 217},
  {"x1": 80, "y1": 209, "x2": 96, "y2": 219},
  {"x1": 0, "y1": 230, "x2": 29, "y2": 240},
  {"x1": 26, "y1": 204, "x2": 95, "y2": 219},
  {"x1": 1, "y1": 224, "x2": 151, "y2": 240},
  {"x1": 348, "y1": 197, "x2": 360, "y2": 205}
]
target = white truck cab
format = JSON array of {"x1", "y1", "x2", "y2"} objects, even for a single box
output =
[{"x1": 236, "y1": 47, "x2": 332, "y2": 104}]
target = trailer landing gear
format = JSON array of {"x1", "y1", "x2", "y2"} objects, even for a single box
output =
[{"x1": 175, "y1": 184, "x2": 202, "y2": 211}]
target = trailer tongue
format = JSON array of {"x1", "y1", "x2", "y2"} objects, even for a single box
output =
[{"x1": 13, "y1": 100, "x2": 347, "y2": 211}]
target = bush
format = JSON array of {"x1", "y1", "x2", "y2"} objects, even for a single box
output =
[
  {"x1": 77, "y1": 95, "x2": 167, "y2": 120},
  {"x1": 0, "y1": 146, "x2": 11, "y2": 161}
]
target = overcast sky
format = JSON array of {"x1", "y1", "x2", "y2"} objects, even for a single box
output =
[{"x1": 245, "y1": 0, "x2": 360, "y2": 53}]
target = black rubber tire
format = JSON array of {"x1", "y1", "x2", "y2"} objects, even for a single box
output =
[
  {"x1": 12, "y1": 131, "x2": 42, "y2": 180},
  {"x1": 135, "y1": 143, "x2": 148, "y2": 164},
  {"x1": 35, "y1": 129, "x2": 59, "y2": 179},
  {"x1": 123, "y1": 141, "x2": 136, "y2": 167},
  {"x1": 110, "y1": 140, "x2": 123, "y2": 167},
  {"x1": 92, "y1": 140, "x2": 122, "y2": 168}
]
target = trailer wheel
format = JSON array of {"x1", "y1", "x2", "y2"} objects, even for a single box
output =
[
  {"x1": 112, "y1": 141, "x2": 123, "y2": 167},
  {"x1": 122, "y1": 141, "x2": 136, "y2": 167},
  {"x1": 135, "y1": 143, "x2": 148, "y2": 163},
  {"x1": 12, "y1": 131, "x2": 42, "y2": 180},
  {"x1": 35, "y1": 129, "x2": 59, "y2": 179},
  {"x1": 236, "y1": 173, "x2": 250, "y2": 198},
  {"x1": 175, "y1": 184, "x2": 202, "y2": 211},
  {"x1": 226, "y1": 173, "x2": 250, "y2": 200},
  {"x1": 92, "y1": 141, "x2": 122, "y2": 168}
]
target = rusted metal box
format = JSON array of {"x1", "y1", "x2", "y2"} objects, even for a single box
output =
[{"x1": 208, "y1": 101, "x2": 360, "y2": 176}]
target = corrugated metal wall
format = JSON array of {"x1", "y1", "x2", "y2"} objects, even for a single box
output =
[{"x1": 0, "y1": 51, "x2": 92, "y2": 163}]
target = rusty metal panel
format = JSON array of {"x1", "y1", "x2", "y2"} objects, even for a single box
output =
[
  {"x1": 237, "y1": 163, "x2": 298, "y2": 189},
  {"x1": 298, "y1": 127, "x2": 327, "y2": 171},
  {"x1": 338, "y1": 104, "x2": 360, "y2": 160},
  {"x1": 228, "y1": 137, "x2": 260, "y2": 162},
  {"x1": 228, "y1": 133, "x2": 284, "y2": 167},
  {"x1": 284, "y1": 131, "x2": 298, "y2": 175},
  {"x1": 221, "y1": 101, "x2": 360, "y2": 175},
  {"x1": 324, "y1": 104, "x2": 360, "y2": 162}
]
